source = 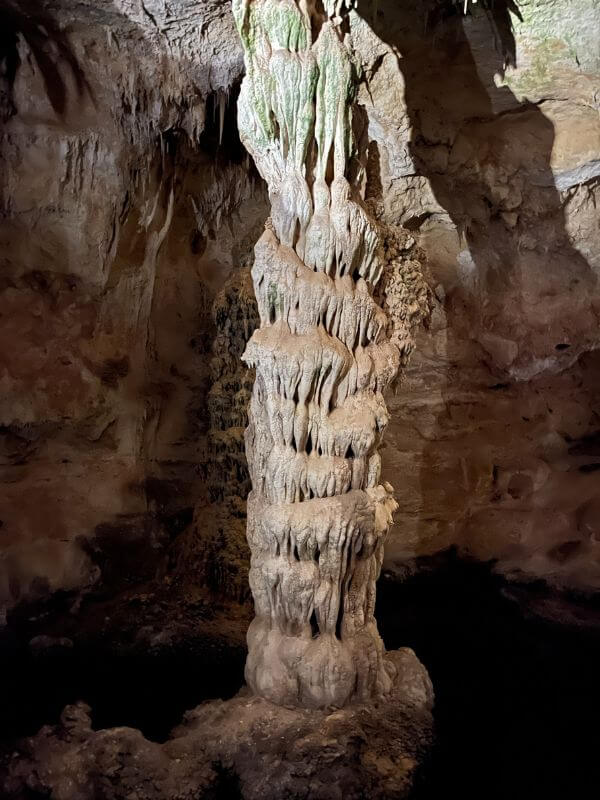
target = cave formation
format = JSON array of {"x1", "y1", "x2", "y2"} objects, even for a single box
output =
[
  {"x1": 2, "y1": 0, "x2": 600, "y2": 798},
  {"x1": 234, "y1": 0, "x2": 419, "y2": 708}
]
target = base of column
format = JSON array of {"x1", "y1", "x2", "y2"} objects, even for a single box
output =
[
  {"x1": 246, "y1": 618, "x2": 401, "y2": 708},
  {"x1": 4, "y1": 649, "x2": 433, "y2": 800}
]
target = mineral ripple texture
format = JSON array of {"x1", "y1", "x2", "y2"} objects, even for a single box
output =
[{"x1": 234, "y1": 0, "x2": 417, "y2": 708}]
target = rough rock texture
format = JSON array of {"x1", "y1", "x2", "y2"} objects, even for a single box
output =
[
  {"x1": 3, "y1": 0, "x2": 598, "y2": 796},
  {"x1": 172, "y1": 264, "x2": 259, "y2": 605},
  {"x1": 1, "y1": 647, "x2": 433, "y2": 800},
  {"x1": 2, "y1": 0, "x2": 599, "y2": 648},
  {"x1": 0, "y1": 0, "x2": 267, "y2": 618},
  {"x1": 232, "y1": 0, "x2": 430, "y2": 708},
  {"x1": 349, "y1": 0, "x2": 600, "y2": 592}
]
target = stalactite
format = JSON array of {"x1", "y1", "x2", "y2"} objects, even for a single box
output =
[{"x1": 233, "y1": 0, "x2": 409, "y2": 708}]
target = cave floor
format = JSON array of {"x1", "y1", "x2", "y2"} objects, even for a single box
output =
[
  {"x1": 378, "y1": 557, "x2": 600, "y2": 800},
  {"x1": 3, "y1": 558, "x2": 600, "y2": 799}
]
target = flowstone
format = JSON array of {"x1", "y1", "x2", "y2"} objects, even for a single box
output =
[{"x1": 233, "y1": 0, "x2": 431, "y2": 707}]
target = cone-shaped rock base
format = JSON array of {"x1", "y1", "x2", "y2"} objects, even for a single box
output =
[{"x1": 3, "y1": 649, "x2": 432, "y2": 800}]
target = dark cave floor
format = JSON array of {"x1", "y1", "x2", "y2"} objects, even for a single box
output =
[
  {"x1": 378, "y1": 556, "x2": 600, "y2": 800},
  {"x1": 3, "y1": 555, "x2": 600, "y2": 799}
]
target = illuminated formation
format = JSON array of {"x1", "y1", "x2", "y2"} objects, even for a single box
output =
[{"x1": 234, "y1": 0, "x2": 405, "y2": 707}]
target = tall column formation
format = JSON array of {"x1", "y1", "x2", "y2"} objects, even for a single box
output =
[{"x1": 233, "y1": 0, "x2": 402, "y2": 708}]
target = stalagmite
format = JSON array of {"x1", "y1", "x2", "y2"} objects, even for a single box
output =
[{"x1": 233, "y1": 0, "x2": 407, "y2": 708}]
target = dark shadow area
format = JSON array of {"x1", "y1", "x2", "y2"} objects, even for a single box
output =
[
  {"x1": 201, "y1": 84, "x2": 250, "y2": 167},
  {"x1": 377, "y1": 558, "x2": 600, "y2": 800},
  {"x1": 4, "y1": 558, "x2": 600, "y2": 800},
  {"x1": 0, "y1": 609, "x2": 246, "y2": 745}
]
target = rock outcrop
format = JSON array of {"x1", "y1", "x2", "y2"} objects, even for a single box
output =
[{"x1": 353, "y1": 0, "x2": 600, "y2": 592}]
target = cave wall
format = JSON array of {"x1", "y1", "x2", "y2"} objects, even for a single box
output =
[
  {"x1": 0, "y1": 0, "x2": 267, "y2": 617},
  {"x1": 1, "y1": 0, "x2": 599, "y2": 622},
  {"x1": 355, "y1": 0, "x2": 600, "y2": 590}
]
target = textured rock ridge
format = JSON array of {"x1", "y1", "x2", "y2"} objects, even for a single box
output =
[{"x1": 233, "y1": 0, "x2": 427, "y2": 707}]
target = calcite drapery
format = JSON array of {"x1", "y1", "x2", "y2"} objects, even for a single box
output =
[{"x1": 233, "y1": 0, "x2": 401, "y2": 708}]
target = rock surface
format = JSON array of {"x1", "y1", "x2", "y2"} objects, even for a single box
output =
[
  {"x1": 2, "y1": 647, "x2": 433, "y2": 800},
  {"x1": 352, "y1": 0, "x2": 600, "y2": 592},
  {"x1": 2, "y1": 0, "x2": 598, "y2": 794},
  {"x1": 1, "y1": 0, "x2": 600, "y2": 622},
  {"x1": 0, "y1": 0, "x2": 267, "y2": 617}
]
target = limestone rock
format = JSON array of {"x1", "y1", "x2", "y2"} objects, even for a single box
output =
[
  {"x1": 1, "y1": 647, "x2": 433, "y2": 800},
  {"x1": 233, "y1": 0, "x2": 432, "y2": 708},
  {"x1": 0, "y1": 0, "x2": 267, "y2": 616},
  {"x1": 350, "y1": 0, "x2": 600, "y2": 592}
]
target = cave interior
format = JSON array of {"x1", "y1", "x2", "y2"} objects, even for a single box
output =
[{"x1": 1, "y1": 0, "x2": 600, "y2": 798}]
